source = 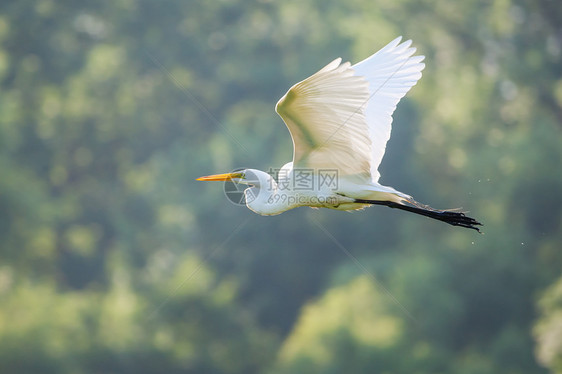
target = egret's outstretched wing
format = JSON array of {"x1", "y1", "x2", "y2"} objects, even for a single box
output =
[
  {"x1": 353, "y1": 37, "x2": 425, "y2": 182},
  {"x1": 275, "y1": 59, "x2": 372, "y2": 176},
  {"x1": 276, "y1": 37, "x2": 424, "y2": 181}
]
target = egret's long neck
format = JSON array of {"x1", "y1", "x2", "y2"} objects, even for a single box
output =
[{"x1": 245, "y1": 176, "x2": 298, "y2": 216}]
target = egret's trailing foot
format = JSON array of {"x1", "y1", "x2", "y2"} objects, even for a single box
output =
[{"x1": 354, "y1": 199, "x2": 483, "y2": 232}]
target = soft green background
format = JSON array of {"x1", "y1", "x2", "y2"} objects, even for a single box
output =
[{"x1": 1, "y1": 0, "x2": 561, "y2": 373}]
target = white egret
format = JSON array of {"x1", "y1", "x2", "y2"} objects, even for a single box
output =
[{"x1": 198, "y1": 37, "x2": 482, "y2": 231}]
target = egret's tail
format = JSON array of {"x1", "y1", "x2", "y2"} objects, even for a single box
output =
[{"x1": 355, "y1": 198, "x2": 482, "y2": 232}]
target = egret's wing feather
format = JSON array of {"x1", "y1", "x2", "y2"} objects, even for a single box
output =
[
  {"x1": 275, "y1": 37, "x2": 424, "y2": 181},
  {"x1": 352, "y1": 37, "x2": 425, "y2": 182},
  {"x1": 275, "y1": 59, "x2": 372, "y2": 176}
]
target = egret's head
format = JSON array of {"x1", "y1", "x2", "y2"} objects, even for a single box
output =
[{"x1": 197, "y1": 169, "x2": 288, "y2": 215}]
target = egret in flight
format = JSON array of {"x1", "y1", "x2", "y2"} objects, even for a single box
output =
[{"x1": 198, "y1": 37, "x2": 482, "y2": 231}]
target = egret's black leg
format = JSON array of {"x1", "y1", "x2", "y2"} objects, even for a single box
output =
[{"x1": 355, "y1": 199, "x2": 482, "y2": 232}]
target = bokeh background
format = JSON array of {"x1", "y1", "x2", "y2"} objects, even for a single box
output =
[{"x1": 1, "y1": 0, "x2": 562, "y2": 373}]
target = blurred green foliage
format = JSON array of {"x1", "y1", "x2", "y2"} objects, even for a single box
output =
[{"x1": 1, "y1": 0, "x2": 561, "y2": 373}]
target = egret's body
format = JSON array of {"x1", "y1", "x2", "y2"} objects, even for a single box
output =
[
  {"x1": 239, "y1": 166, "x2": 402, "y2": 216},
  {"x1": 198, "y1": 37, "x2": 481, "y2": 231}
]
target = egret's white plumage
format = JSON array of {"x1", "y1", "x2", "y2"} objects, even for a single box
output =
[
  {"x1": 198, "y1": 37, "x2": 482, "y2": 231},
  {"x1": 276, "y1": 37, "x2": 424, "y2": 184}
]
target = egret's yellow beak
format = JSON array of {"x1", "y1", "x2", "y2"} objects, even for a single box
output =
[{"x1": 196, "y1": 172, "x2": 244, "y2": 181}]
